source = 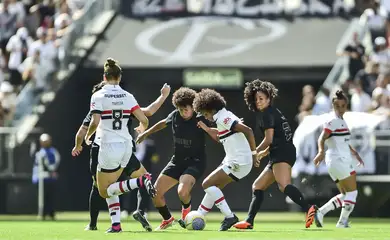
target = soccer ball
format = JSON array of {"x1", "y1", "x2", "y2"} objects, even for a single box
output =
[{"x1": 184, "y1": 211, "x2": 206, "y2": 230}]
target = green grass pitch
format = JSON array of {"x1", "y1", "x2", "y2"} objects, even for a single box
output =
[{"x1": 0, "y1": 212, "x2": 389, "y2": 240}]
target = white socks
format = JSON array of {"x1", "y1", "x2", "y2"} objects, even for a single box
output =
[
  {"x1": 339, "y1": 190, "x2": 357, "y2": 223},
  {"x1": 319, "y1": 193, "x2": 345, "y2": 215},
  {"x1": 203, "y1": 186, "x2": 234, "y2": 218},
  {"x1": 198, "y1": 193, "x2": 214, "y2": 215},
  {"x1": 107, "y1": 178, "x2": 139, "y2": 197},
  {"x1": 106, "y1": 196, "x2": 121, "y2": 224}
]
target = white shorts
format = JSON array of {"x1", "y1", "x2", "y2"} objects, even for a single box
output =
[
  {"x1": 219, "y1": 156, "x2": 253, "y2": 181},
  {"x1": 97, "y1": 141, "x2": 133, "y2": 172},
  {"x1": 325, "y1": 156, "x2": 356, "y2": 182}
]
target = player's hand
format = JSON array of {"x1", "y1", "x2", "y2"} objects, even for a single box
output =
[
  {"x1": 253, "y1": 155, "x2": 260, "y2": 167},
  {"x1": 136, "y1": 133, "x2": 147, "y2": 144},
  {"x1": 71, "y1": 145, "x2": 83, "y2": 157},
  {"x1": 197, "y1": 121, "x2": 209, "y2": 131},
  {"x1": 84, "y1": 136, "x2": 92, "y2": 146},
  {"x1": 257, "y1": 147, "x2": 270, "y2": 160},
  {"x1": 239, "y1": 118, "x2": 244, "y2": 123},
  {"x1": 313, "y1": 151, "x2": 325, "y2": 167},
  {"x1": 160, "y1": 83, "x2": 171, "y2": 98},
  {"x1": 134, "y1": 124, "x2": 146, "y2": 134}
]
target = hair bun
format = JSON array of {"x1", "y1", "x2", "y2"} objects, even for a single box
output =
[
  {"x1": 106, "y1": 58, "x2": 117, "y2": 67},
  {"x1": 336, "y1": 90, "x2": 344, "y2": 98}
]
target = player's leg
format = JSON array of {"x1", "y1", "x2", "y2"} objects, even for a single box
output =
[
  {"x1": 336, "y1": 172, "x2": 358, "y2": 228},
  {"x1": 315, "y1": 183, "x2": 345, "y2": 228},
  {"x1": 178, "y1": 161, "x2": 206, "y2": 224},
  {"x1": 234, "y1": 166, "x2": 275, "y2": 229},
  {"x1": 86, "y1": 144, "x2": 102, "y2": 230},
  {"x1": 201, "y1": 161, "x2": 251, "y2": 231},
  {"x1": 153, "y1": 173, "x2": 179, "y2": 230},
  {"x1": 128, "y1": 160, "x2": 152, "y2": 232},
  {"x1": 272, "y1": 162, "x2": 317, "y2": 228}
]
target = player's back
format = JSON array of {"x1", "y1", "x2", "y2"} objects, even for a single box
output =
[
  {"x1": 323, "y1": 113, "x2": 352, "y2": 161},
  {"x1": 91, "y1": 84, "x2": 139, "y2": 144}
]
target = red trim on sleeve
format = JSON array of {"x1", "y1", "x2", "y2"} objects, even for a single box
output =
[
  {"x1": 130, "y1": 105, "x2": 140, "y2": 113},
  {"x1": 324, "y1": 128, "x2": 332, "y2": 134}
]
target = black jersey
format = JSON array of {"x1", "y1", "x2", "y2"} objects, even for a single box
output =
[
  {"x1": 165, "y1": 110, "x2": 209, "y2": 159},
  {"x1": 256, "y1": 106, "x2": 293, "y2": 150}
]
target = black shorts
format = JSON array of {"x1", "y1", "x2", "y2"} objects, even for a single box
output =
[
  {"x1": 90, "y1": 143, "x2": 142, "y2": 179},
  {"x1": 266, "y1": 144, "x2": 296, "y2": 169},
  {"x1": 161, "y1": 155, "x2": 206, "y2": 181}
]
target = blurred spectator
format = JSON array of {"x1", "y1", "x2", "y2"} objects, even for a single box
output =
[
  {"x1": 0, "y1": 49, "x2": 5, "y2": 84},
  {"x1": 19, "y1": 49, "x2": 48, "y2": 93},
  {"x1": 370, "y1": 37, "x2": 390, "y2": 67},
  {"x1": 29, "y1": 0, "x2": 56, "y2": 27},
  {"x1": 372, "y1": 72, "x2": 390, "y2": 99},
  {"x1": 6, "y1": 27, "x2": 33, "y2": 90},
  {"x1": 354, "y1": 61, "x2": 380, "y2": 96},
  {"x1": 312, "y1": 87, "x2": 331, "y2": 115},
  {"x1": 32, "y1": 133, "x2": 60, "y2": 220},
  {"x1": 0, "y1": 0, "x2": 18, "y2": 56},
  {"x1": 8, "y1": 0, "x2": 26, "y2": 27},
  {"x1": 338, "y1": 32, "x2": 366, "y2": 80},
  {"x1": 0, "y1": 102, "x2": 5, "y2": 126},
  {"x1": 361, "y1": 0, "x2": 388, "y2": 45},
  {"x1": 0, "y1": 81, "x2": 17, "y2": 123},
  {"x1": 372, "y1": 93, "x2": 390, "y2": 116},
  {"x1": 351, "y1": 84, "x2": 372, "y2": 112}
]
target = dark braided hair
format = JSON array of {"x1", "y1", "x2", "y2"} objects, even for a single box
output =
[{"x1": 332, "y1": 90, "x2": 348, "y2": 104}]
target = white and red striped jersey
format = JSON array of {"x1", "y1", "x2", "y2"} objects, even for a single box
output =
[
  {"x1": 90, "y1": 84, "x2": 139, "y2": 145},
  {"x1": 213, "y1": 108, "x2": 252, "y2": 164},
  {"x1": 323, "y1": 112, "x2": 352, "y2": 161}
]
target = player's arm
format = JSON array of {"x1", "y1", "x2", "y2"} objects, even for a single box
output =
[
  {"x1": 75, "y1": 125, "x2": 87, "y2": 147},
  {"x1": 232, "y1": 122, "x2": 256, "y2": 152},
  {"x1": 133, "y1": 108, "x2": 149, "y2": 133},
  {"x1": 313, "y1": 126, "x2": 332, "y2": 166},
  {"x1": 85, "y1": 94, "x2": 102, "y2": 145},
  {"x1": 136, "y1": 119, "x2": 167, "y2": 144},
  {"x1": 197, "y1": 121, "x2": 219, "y2": 142},
  {"x1": 85, "y1": 113, "x2": 100, "y2": 144},
  {"x1": 256, "y1": 113, "x2": 274, "y2": 152},
  {"x1": 349, "y1": 145, "x2": 364, "y2": 166},
  {"x1": 141, "y1": 83, "x2": 171, "y2": 117}
]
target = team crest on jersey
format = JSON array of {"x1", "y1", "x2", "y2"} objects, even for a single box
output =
[
  {"x1": 114, "y1": 111, "x2": 121, "y2": 118},
  {"x1": 90, "y1": 102, "x2": 95, "y2": 108},
  {"x1": 223, "y1": 117, "x2": 231, "y2": 125}
]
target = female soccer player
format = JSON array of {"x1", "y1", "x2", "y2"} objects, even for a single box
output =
[
  {"x1": 136, "y1": 87, "x2": 218, "y2": 230},
  {"x1": 83, "y1": 58, "x2": 156, "y2": 232},
  {"x1": 313, "y1": 90, "x2": 364, "y2": 228},
  {"x1": 72, "y1": 82, "x2": 170, "y2": 232},
  {"x1": 233, "y1": 79, "x2": 317, "y2": 230},
  {"x1": 193, "y1": 88, "x2": 257, "y2": 231}
]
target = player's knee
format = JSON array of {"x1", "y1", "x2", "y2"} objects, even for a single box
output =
[
  {"x1": 277, "y1": 182, "x2": 289, "y2": 192},
  {"x1": 178, "y1": 187, "x2": 190, "y2": 201},
  {"x1": 98, "y1": 188, "x2": 109, "y2": 198},
  {"x1": 202, "y1": 179, "x2": 211, "y2": 189}
]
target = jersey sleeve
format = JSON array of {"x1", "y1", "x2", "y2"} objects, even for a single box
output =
[
  {"x1": 261, "y1": 110, "x2": 275, "y2": 130},
  {"x1": 82, "y1": 112, "x2": 92, "y2": 126},
  {"x1": 90, "y1": 93, "x2": 103, "y2": 114},
  {"x1": 323, "y1": 120, "x2": 336, "y2": 134},
  {"x1": 165, "y1": 110, "x2": 177, "y2": 125},
  {"x1": 218, "y1": 112, "x2": 239, "y2": 130},
  {"x1": 128, "y1": 94, "x2": 141, "y2": 113}
]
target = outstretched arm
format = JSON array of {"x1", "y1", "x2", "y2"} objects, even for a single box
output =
[
  {"x1": 197, "y1": 121, "x2": 219, "y2": 142},
  {"x1": 142, "y1": 83, "x2": 171, "y2": 117},
  {"x1": 136, "y1": 119, "x2": 167, "y2": 144}
]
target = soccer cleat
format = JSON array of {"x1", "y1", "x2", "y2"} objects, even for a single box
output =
[
  {"x1": 233, "y1": 221, "x2": 253, "y2": 229},
  {"x1": 105, "y1": 224, "x2": 122, "y2": 233},
  {"x1": 181, "y1": 206, "x2": 191, "y2": 221},
  {"x1": 336, "y1": 220, "x2": 350, "y2": 228},
  {"x1": 315, "y1": 211, "x2": 324, "y2": 228},
  {"x1": 155, "y1": 216, "x2": 175, "y2": 231},
  {"x1": 219, "y1": 214, "x2": 239, "y2": 231},
  {"x1": 133, "y1": 210, "x2": 152, "y2": 232},
  {"x1": 139, "y1": 173, "x2": 156, "y2": 198},
  {"x1": 84, "y1": 224, "x2": 98, "y2": 231},
  {"x1": 305, "y1": 205, "x2": 318, "y2": 228}
]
